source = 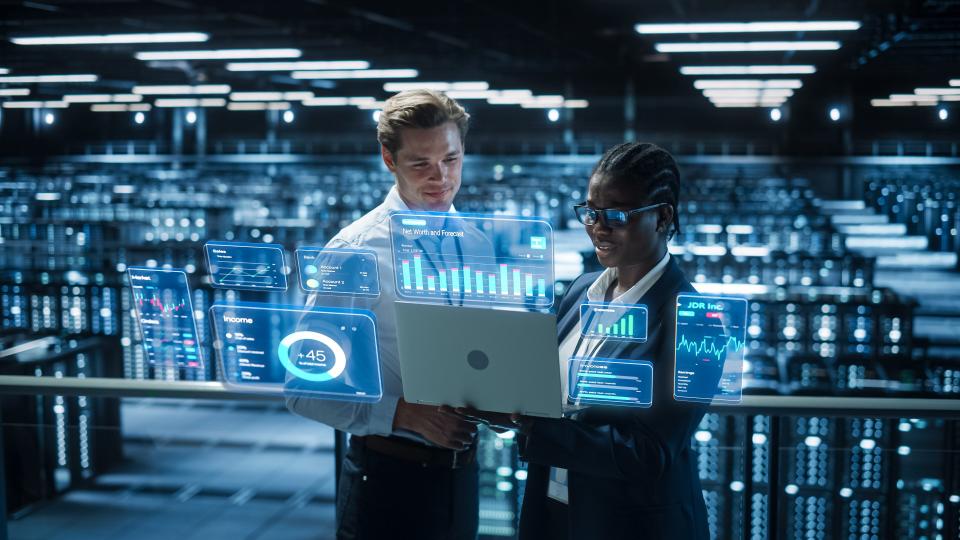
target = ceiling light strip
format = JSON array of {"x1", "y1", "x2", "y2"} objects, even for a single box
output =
[
  {"x1": 656, "y1": 41, "x2": 841, "y2": 53},
  {"x1": 680, "y1": 65, "x2": 816, "y2": 75},
  {"x1": 136, "y1": 49, "x2": 302, "y2": 61},
  {"x1": 293, "y1": 69, "x2": 419, "y2": 80},
  {"x1": 12, "y1": 32, "x2": 209, "y2": 45},
  {"x1": 226, "y1": 60, "x2": 370, "y2": 71},
  {"x1": 636, "y1": 21, "x2": 861, "y2": 34}
]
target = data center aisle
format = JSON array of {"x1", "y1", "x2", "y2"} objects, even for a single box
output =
[{"x1": 9, "y1": 400, "x2": 338, "y2": 540}]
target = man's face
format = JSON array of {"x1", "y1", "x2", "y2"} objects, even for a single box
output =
[{"x1": 382, "y1": 122, "x2": 463, "y2": 211}]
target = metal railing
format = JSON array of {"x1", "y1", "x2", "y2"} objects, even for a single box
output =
[
  {"x1": 2, "y1": 374, "x2": 960, "y2": 417},
  {"x1": 2, "y1": 374, "x2": 960, "y2": 540}
]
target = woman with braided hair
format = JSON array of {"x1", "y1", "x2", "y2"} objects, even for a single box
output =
[{"x1": 515, "y1": 142, "x2": 709, "y2": 539}]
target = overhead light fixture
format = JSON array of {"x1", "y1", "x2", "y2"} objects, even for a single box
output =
[
  {"x1": 0, "y1": 74, "x2": 98, "y2": 83},
  {"x1": 229, "y1": 91, "x2": 313, "y2": 101},
  {"x1": 829, "y1": 107, "x2": 841, "y2": 121},
  {"x1": 0, "y1": 88, "x2": 31, "y2": 96},
  {"x1": 939, "y1": 108, "x2": 949, "y2": 121},
  {"x1": 63, "y1": 94, "x2": 112, "y2": 103},
  {"x1": 12, "y1": 32, "x2": 209, "y2": 45},
  {"x1": 445, "y1": 90, "x2": 498, "y2": 99},
  {"x1": 226, "y1": 60, "x2": 370, "y2": 71},
  {"x1": 282, "y1": 110, "x2": 295, "y2": 123},
  {"x1": 703, "y1": 89, "x2": 794, "y2": 98},
  {"x1": 519, "y1": 96, "x2": 566, "y2": 108},
  {"x1": 547, "y1": 108, "x2": 560, "y2": 122},
  {"x1": 154, "y1": 98, "x2": 226, "y2": 107},
  {"x1": 133, "y1": 85, "x2": 231, "y2": 95},
  {"x1": 889, "y1": 94, "x2": 927, "y2": 101},
  {"x1": 713, "y1": 102, "x2": 784, "y2": 108},
  {"x1": 710, "y1": 97, "x2": 786, "y2": 105},
  {"x1": 636, "y1": 21, "x2": 861, "y2": 34},
  {"x1": 43, "y1": 112, "x2": 55, "y2": 125},
  {"x1": 656, "y1": 41, "x2": 841, "y2": 53},
  {"x1": 301, "y1": 97, "x2": 348, "y2": 106},
  {"x1": 0, "y1": 68, "x2": 8, "y2": 75},
  {"x1": 562, "y1": 99, "x2": 589, "y2": 108},
  {"x1": 914, "y1": 88, "x2": 960, "y2": 96},
  {"x1": 227, "y1": 101, "x2": 292, "y2": 111},
  {"x1": 694, "y1": 79, "x2": 803, "y2": 89},
  {"x1": 487, "y1": 91, "x2": 537, "y2": 105},
  {"x1": 63, "y1": 94, "x2": 144, "y2": 103},
  {"x1": 2, "y1": 100, "x2": 68, "y2": 108},
  {"x1": 383, "y1": 81, "x2": 489, "y2": 92},
  {"x1": 357, "y1": 101, "x2": 388, "y2": 110},
  {"x1": 134, "y1": 111, "x2": 146, "y2": 124},
  {"x1": 301, "y1": 96, "x2": 377, "y2": 106},
  {"x1": 870, "y1": 99, "x2": 937, "y2": 107},
  {"x1": 135, "y1": 49, "x2": 302, "y2": 61},
  {"x1": 680, "y1": 65, "x2": 816, "y2": 75},
  {"x1": 709, "y1": 94, "x2": 787, "y2": 102},
  {"x1": 91, "y1": 103, "x2": 152, "y2": 112},
  {"x1": 293, "y1": 69, "x2": 419, "y2": 80},
  {"x1": 185, "y1": 111, "x2": 197, "y2": 124},
  {"x1": 770, "y1": 108, "x2": 782, "y2": 122}
]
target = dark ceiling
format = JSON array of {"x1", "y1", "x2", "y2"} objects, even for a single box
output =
[
  {"x1": 1, "y1": 1, "x2": 957, "y2": 97},
  {"x1": 0, "y1": 0, "x2": 958, "y2": 150}
]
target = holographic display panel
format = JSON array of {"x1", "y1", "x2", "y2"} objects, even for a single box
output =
[
  {"x1": 204, "y1": 241, "x2": 287, "y2": 291},
  {"x1": 388, "y1": 211, "x2": 554, "y2": 308},
  {"x1": 674, "y1": 294, "x2": 748, "y2": 404},
  {"x1": 296, "y1": 247, "x2": 380, "y2": 297},
  {"x1": 567, "y1": 357, "x2": 653, "y2": 408},
  {"x1": 127, "y1": 267, "x2": 203, "y2": 368},
  {"x1": 579, "y1": 302, "x2": 649, "y2": 342},
  {"x1": 211, "y1": 303, "x2": 381, "y2": 402}
]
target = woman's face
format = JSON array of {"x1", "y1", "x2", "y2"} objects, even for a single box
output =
[{"x1": 584, "y1": 173, "x2": 665, "y2": 269}]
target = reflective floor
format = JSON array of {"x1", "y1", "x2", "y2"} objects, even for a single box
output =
[{"x1": 9, "y1": 400, "x2": 337, "y2": 540}]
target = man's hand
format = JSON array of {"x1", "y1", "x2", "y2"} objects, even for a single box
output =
[
  {"x1": 449, "y1": 406, "x2": 520, "y2": 433},
  {"x1": 393, "y1": 398, "x2": 480, "y2": 450}
]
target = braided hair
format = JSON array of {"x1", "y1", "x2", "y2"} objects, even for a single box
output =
[{"x1": 590, "y1": 142, "x2": 681, "y2": 238}]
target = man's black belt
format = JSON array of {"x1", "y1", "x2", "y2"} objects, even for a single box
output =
[{"x1": 351, "y1": 435, "x2": 477, "y2": 469}]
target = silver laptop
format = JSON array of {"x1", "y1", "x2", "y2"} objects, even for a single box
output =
[{"x1": 395, "y1": 302, "x2": 562, "y2": 418}]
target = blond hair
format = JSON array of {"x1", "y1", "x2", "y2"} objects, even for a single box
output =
[{"x1": 377, "y1": 89, "x2": 469, "y2": 155}]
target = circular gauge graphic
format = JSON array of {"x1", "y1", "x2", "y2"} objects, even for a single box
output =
[{"x1": 277, "y1": 330, "x2": 347, "y2": 382}]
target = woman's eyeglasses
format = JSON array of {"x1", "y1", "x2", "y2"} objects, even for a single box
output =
[{"x1": 573, "y1": 202, "x2": 667, "y2": 228}]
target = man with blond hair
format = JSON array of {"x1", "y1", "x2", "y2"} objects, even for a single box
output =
[{"x1": 287, "y1": 89, "x2": 481, "y2": 539}]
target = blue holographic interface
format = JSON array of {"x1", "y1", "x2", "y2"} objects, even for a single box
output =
[
  {"x1": 210, "y1": 303, "x2": 382, "y2": 402},
  {"x1": 579, "y1": 302, "x2": 649, "y2": 342},
  {"x1": 388, "y1": 211, "x2": 554, "y2": 308},
  {"x1": 567, "y1": 357, "x2": 653, "y2": 408},
  {"x1": 673, "y1": 294, "x2": 748, "y2": 404},
  {"x1": 204, "y1": 241, "x2": 287, "y2": 291},
  {"x1": 127, "y1": 267, "x2": 203, "y2": 369},
  {"x1": 296, "y1": 247, "x2": 380, "y2": 297}
]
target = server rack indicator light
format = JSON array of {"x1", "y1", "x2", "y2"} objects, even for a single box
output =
[
  {"x1": 127, "y1": 267, "x2": 204, "y2": 369},
  {"x1": 204, "y1": 241, "x2": 287, "y2": 291},
  {"x1": 296, "y1": 247, "x2": 380, "y2": 297},
  {"x1": 674, "y1": 294, "x2": 748, "y2": 404},
  {"x1": 579, "y1": 303, "x2": 649, "y2": 342},
  {"x1": 567, "y1": 357, "x2": 653, "y2": 407}
]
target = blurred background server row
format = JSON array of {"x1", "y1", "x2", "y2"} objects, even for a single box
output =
[{"x1": 1, "y1": 1, "x2": 959, "y2": 539}]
